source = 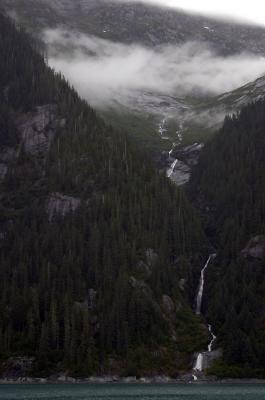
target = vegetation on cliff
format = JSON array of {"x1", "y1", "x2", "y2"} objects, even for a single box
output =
[{"x1": 0, "y1": 13, "x2": 208, "y2": 377}]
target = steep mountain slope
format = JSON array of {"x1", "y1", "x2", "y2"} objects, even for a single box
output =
[
  {"x1": 168, "y1": 72, "x2": 265, "y2": 144},
  {"x1": 0, "y1": 13, "x2": 209, "y2": 378},
  {"x1": 161, "y1": 73, "x2": 265, "y2": 185},
  {"x1": 208, "y1": 74, "x2": 265, "y2": 111},
  {"x1": 2, "y1": 0, "x2": 265, "y2": 168},
  {"x1": 3, "y1": 0, "x2": 265, "y2": 55},
  {"x1": 189, "y1": 99, "x2": 265, "y2": 377}
]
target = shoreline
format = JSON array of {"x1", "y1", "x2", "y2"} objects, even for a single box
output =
[{"x1": 1, "y1": 377, "x2": 265, "y2": 385}]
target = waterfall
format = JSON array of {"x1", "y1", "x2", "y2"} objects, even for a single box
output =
[
  {"x1": 166, "y1": 159, "x2": 178, "y2": 178},
  {"x1": 166, "y1": 121, "x2": 184, "y2": 178},
  {"x1": 195, "y1": 255, "x2": 215, "y2": 315},
  {"x1": 169, "y1": 142, "x2": 176, "y2": 157},
  {"x1": 158, "y1": 118, "x2": 167, "y2": 137},
  {"x1": 208, "y1": 324, "x2": 217, "y2": 352},
  {"x1": 192, "y1": 254, "x2": 216, "y2": 380},
  {"x1": 194, "y1": 353, "x2": 203, "y2": 371},
  {"x1": 176, "y1": 122, "x2": 183, "y2": 145}
]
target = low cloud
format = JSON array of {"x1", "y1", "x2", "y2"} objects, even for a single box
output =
[{"x1": 44, "y1": 29, "x2": 265, "y2": 109}]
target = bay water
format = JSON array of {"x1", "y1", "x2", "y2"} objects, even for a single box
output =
[{"x1": 0, "y1": 384, "x2": 265, "y2": 400}]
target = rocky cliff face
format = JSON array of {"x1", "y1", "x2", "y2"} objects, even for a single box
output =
[
  {"x1": 17, "y1": 105, "x2": 65, "y2": 155},
  {"x1": 242, "y1": 236, "x2": 265, "y2": 260},
  {"x1": 1, "y1": 357, "x2": 35, "y2": 379},
  {"x1": 0, "y1": 104, "x2": 77, "y2": 219},
  {"x1": 46, "y1": 192, "x2": 81, "y2": 221},
  {"x1": 0, "y1": 148, "x2": 17, "y2": 182}
]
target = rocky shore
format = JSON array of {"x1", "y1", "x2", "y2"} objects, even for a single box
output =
[{"x1": 1, "y1": 375, "x2": 265, "y2": 385}]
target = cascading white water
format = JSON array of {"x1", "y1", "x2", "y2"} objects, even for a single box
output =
[
  {"x1": 158, "y1": 118, "x2": 167, "y2": 137},
  {"x1": 168, "y1": 142, "x2": 176, "y2": 157},
  {"x1": 208, "y1": 324, "x2": 217, "y2": 352},
  {"x1": 192, "y1": 254, "x2": 216, "y2": 380},
  {"x1": 195, "y1": 255, "x2": 214, "y2": 315},
  {"x1": 194, "y1": 353, "x2": 203, "y2": 371},
  {"x1": 176, "y1": 122, "x2": 183, "y2": 145},
  {"x1": 166, "y1": 122, "x2": 184, "y2": 179},
  {"x1": 166, "y1": 159, "x2": 178, "y2": 178}
]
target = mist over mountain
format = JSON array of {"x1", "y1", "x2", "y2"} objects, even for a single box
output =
[
  {"x1": 3, "y1": 0, "x2": 265, "y2": 166},
  {"x1": 45, "y1": 29, "x2": 265, "y2": 109}
]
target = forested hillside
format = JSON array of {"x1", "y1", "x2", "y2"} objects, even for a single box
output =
[
  {"x1": 0, "y1": 13, "x2": 208, "y2": 377},
  {"x1": 189, "y1": 100, "x2": 265, "y2": 378}
]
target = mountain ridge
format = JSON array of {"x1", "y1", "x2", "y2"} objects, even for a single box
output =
[{"x1": 3, "y1": 0, "x2": 265, "y2": 55}]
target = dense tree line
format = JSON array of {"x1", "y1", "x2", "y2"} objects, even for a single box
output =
[
  {"x1": 0, "y1": 13, "x2": 207, "y2": 376},
  {"x1": 189, "y1": 100, "x2": 265, "y2": 377}
]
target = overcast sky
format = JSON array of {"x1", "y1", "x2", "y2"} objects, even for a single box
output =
[{"x1": 128, "y1": 0, "x2": 265, "y2": 26}]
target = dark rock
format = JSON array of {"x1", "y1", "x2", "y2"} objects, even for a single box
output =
[
  {"x1": 0, "y1": 147, "x2": 18, "y2": 182},
  {"x1": 135, "y1": 260, "x2": 151, "y2": 277},
  {"x1": 1, "y1": 357, "x2": 35, "y2": 378},
  {"x1": 88, "y1": 288, "x2": 97, "y2": 309},
  {"x1": 174, "y1": 143, "x2": 205, "y2": 167},
  {"x1": 16, "y1": 105, "x2": 65, "y2": 155},
  {"x1": 162, "y1": 295, "x2": 175, "y2": 315},
  {"x1": 145, "y1": 248, "x2": 158, "y2": 266},
  {"x1": 202, "y1": 349, "x2": 222, "y2": 370},
  {"x1": 74, "y1": 300, "x2": 88, "y2": 310},
  {"x1": 0, "y1": 164, "x2": 8, "y2": 180},
  {"x1": 242, "y1": 235, "x2": 265, "y2": 260},
  {"x1": 46, "y1": 192, "x2": 81, "y2": 221},
  {"x1": 179, "y1": 278, "x2": 185, "y2": 291},
  {"x1": 129, "y1": 276, "x2": 147, "y2": 290},
  {"x1": 168, "y1": 160, "x2": 191, "y2": 186}
]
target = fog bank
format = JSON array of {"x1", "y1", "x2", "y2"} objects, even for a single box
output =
[{"x1": 45, "y1": 29, "x2": 265, "y2": 108}]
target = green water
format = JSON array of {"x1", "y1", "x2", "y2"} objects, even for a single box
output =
[{"x1": 0, "y1": 384, "x2": 265, "y2": 400}]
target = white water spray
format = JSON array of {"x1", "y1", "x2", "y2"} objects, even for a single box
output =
[
  {"x1": 166, "y1": 122, "x2": 184, "y2": 179},
  {"x1": 208, "y1": 324, "x2": 217, "y2": 352},
  {"x1": 166, "y1": 159, "x2": 178, "y2": 178},
  {"x1": 195, "y1": 255, "x2": 214, "y2": 315},
  {"x1": 192, "y1": 254, "x2": 216, "y2": 380},
  {"x1": 158, "y1": 118, "x2": 167, "y2": 138}
]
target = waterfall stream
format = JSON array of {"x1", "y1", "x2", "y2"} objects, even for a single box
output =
[
  {"x1": 166, "y1": 159, "x2": 178, "y2": 178},
  {"x1": 208, "y1": 324, "x2": 217, "y2": 352},
  {"x1": 165, "y1": 121, "x2": 184, "y2": 179},
  {"x1": 158, "y1": 118, "x2": 167, "y2": 138},
  {"x1": 192, "y1": 254, "x2": 216, "y2": 380},
  {"x1": 195, "y1": 255, "x2": 214, "y2": 315}
]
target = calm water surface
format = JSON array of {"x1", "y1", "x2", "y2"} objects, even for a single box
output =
[{"x1": 0, "y1": 384, "x2": 265, "y2": 400}]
